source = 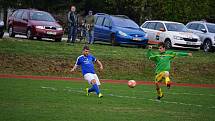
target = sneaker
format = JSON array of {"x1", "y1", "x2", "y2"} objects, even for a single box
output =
[
  {"x1": 98, "y1": 93, "x2": 103, "y2": 98},
  {"x1": 157, "y1": 94, "x2": 164, "y2": 100},
  {"x1": 85, "y1": 88, "x2": 89, "y2": 96}
]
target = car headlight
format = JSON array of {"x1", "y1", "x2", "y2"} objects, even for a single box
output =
[
  {"x1": 118, "y1": 31, "x2": 127, "y2": 37},
  {"x1": 35, "y1": 26, "x2": 45, "y2": 29},
  {"x1": 173, "y1": 36, "x2": 183, "y2": 40},
  {"x1": 0, "y1": 21, "x2": 4, "y2": 26},
  {"x1": 144, "y1": 33, "x2": 148, "y2": 38},
  {"x1": 56, "y1": 27, "x2": 63, "y2": 31}
]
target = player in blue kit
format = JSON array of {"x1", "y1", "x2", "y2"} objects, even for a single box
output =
[{"x1": 70, "y1": 45, "x2": 104, "y2": 98}]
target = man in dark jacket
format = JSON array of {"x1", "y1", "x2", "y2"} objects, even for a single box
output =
[{"x1": 67, "y1": 5, "x2": 78, "y2": 43}]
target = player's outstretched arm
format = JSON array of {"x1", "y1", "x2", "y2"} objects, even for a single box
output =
[
  {"x1": 70, "y1": 65, "x2": 78, "y2": 73},
  {"x1": 96, "y1": 60, "x2": 103, "y2": 71}
]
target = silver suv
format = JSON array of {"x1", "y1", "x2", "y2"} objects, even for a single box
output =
[{"x1": 186, "y1": 21, "x2": 215, "y2": 52}]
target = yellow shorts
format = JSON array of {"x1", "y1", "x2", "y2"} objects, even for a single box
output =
[{"x1": 155, "y1": 71, "x2": 169, "y2": 83}]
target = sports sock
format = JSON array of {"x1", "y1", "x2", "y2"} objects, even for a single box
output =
[
  {"x1": 88, "y1": 87, "x2": 95, "y2": 93},
  {"x1": 156, "y1": 88, "x2": 163, "y2": 97},
  {"x1": 93, "y1": 84, "x2": 100, "y2": 95}
]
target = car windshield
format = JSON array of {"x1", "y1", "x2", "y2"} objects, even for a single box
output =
[
  {"x1": 206, "y1": 24, "x2": 215, "y2": 33},
  {"x1": 111, "y1": 16, "x2": 139, "y2": 29},
  {"x1": 165, "y1": 23, "x2": 188, "y2": 32},
  {"x1": 30, "y1": 11, "x2": 56, "y2": 22}
]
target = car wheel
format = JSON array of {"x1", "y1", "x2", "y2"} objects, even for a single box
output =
[
  {"x1": 55, "y1": 38, "x2": 62, "y2": 42},
  {"x1": 165, "y1": 39, "x2": 172, "y2": 49},
  {"x1": 9, "y1": 26, "x2": 15, "y2": 37},
  {"x1": 27, "y1": 29, "x2": 33, "y2": 40},
  {"x1": 111, "y1": 34, "x2": 119, "y2": 46},
  {"x1": 203, "y1": 39, "x2": 212, "y2": 52}
]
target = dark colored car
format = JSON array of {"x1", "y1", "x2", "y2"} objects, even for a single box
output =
[
  {"x1": 0, "y1": 19, "x2": 4, "y2": 38},
  {"x1": 94, "y1": 13, "x2": 148, "y2": 46},
  {"x1": 8, "y1": 9, "x2": 64, "y2": 41}
]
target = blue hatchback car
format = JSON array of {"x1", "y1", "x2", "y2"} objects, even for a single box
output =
[{"x1": 94, "y1": 13, "x2": 148, "y2": 46}]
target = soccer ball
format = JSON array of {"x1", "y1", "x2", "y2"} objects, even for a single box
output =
[{"x1": 128, "y1": 80, "x2": 136, "y2": 88}]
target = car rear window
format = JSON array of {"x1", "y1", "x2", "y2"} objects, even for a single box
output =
[
  {"x1": 95, "y1": 16, "x2": 104, "y2": 26},
  {"x1": 147, "y1": 22, "x2": 157, "y2": 29},
  {"x1": 30, "y1": 11, "x2": 55, "y2": 22}
]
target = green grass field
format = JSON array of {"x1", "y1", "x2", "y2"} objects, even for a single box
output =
[{"x1": 0, "y1": 78, "x2": 214, "y2": 121}]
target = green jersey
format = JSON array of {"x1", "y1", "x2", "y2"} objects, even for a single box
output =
[{"x1": 147, "y1": 49, "x2": 189, "y2": 74}]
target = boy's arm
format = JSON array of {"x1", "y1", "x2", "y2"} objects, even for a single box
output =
[
  {"x1": 147, "y1": 46, "x2": 157, "y2": 61},
  {"x1": 174, "y1": 51, "x2": 192, "y2": 57}
]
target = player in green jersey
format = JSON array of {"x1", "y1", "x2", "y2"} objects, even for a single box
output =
[{"x1": 147, "y1": 42, "x2": 192, "y2": 100}]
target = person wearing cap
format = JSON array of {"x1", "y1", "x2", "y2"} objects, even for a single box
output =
[
  {"x1": 70, "y1": 45, "x2": 104, "y2": 98},
  {"x1": 85, "y1": 10, "x2": 95, "y2": 44}
]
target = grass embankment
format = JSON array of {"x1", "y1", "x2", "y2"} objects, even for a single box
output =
[{"x1": 0, "y1": 38, "x2": 215, "y2": 84}]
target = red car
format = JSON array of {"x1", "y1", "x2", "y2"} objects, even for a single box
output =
[{"x1": 8, "y1": 9, "x2": 64, "y2": 41}]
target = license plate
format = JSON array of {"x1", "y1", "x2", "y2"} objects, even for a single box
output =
[
  {"x1": 47, "y1": 31, "x2": 56, "y2": 35},
  {"x1": 186, "y1": 42, "x2": 196, "y2": 45},
  {"x1": 133, "y1": 38, "x2": 141, "y2": 41}
]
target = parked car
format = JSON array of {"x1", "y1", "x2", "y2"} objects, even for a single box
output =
[
  {"x1": 140, "y1": 20, "x2": 201, "y2": 49},
  {"x1": 0, "y1": 19, "x2": 4, "y2": 38},
  {"x1": 94, "y1": 13, "x2": 148, "y2": 46},
  {"x1": 186, "y1": 21, "x2": 215, "y2": 52},
  {"x1": 8, "y1": 9, "x2": 64, "y2": 41}
]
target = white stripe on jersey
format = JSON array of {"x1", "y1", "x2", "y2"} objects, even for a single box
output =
[{"x1": 75, "y1": 55, "x2": 84, "y2": 66}]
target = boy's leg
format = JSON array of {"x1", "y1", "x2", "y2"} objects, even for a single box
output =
[
  {"x1": 164, "y1": 71, "x2": 171, "y2": 89},
  {"x1": 155, "y1": 72, "x2": 164, "y2": 100}
]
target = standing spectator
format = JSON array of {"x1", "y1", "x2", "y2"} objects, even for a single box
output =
[
  {"x1": 67, "y1": 5, "x2": 78, "y2": 43},
  {"x1": 85, "y1": 10, "x2": 94, "y2": 44}
]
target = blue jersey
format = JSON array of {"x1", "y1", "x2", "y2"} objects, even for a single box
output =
[{"x1": 75, "y1": 54, "x2": 96, "y2": 75}]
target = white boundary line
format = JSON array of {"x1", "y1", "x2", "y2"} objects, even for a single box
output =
[{"x1": 40, "y1": 86, "x2": 215, "y2": 109}]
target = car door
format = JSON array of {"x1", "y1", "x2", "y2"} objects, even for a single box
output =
[
  {"x1": 94, "y1": 16, "x2": 105, "y2": 40},
  {"x1": 13, "y1": 10, "x2": 24, "y2": 33},
  {"x1": 154, "y1": 22, "x2": 166, "y2": 42},
  {"x1": 20, "y1": 10, "x2": 29, "y2": 34},
  {"x1": 195, "y1": 24, "x2": 207, "y2": 42},
  {"x1": 101, "y1": 17, "x2": 112, "y2": 41},
  {"x1": 145, "y1": 22, "x2": 158, "y2": 42}
]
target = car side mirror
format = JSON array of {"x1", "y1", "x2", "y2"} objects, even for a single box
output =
[
  {"x1": 201, "y1": 29, "x2": 207, "y2": 33},
  {"x1": 159, "y1": 28, "x2": 165, "y2": 32}
]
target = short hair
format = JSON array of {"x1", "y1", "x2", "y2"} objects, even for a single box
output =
[
  {"x1": 158, "y1": 42, "x2": 165, "y2": 48},
  {"x1": 83, "y1": 45, "x2": 90, "y2": 50}
]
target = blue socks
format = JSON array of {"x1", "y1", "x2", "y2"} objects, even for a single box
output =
[{"x1": 88, "y1": 84, "x2": 100, "y2": 95}]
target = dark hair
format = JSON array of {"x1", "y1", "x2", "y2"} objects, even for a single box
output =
[
  {"x1": 158, "y1": 42, "x2": 165, "y2": 48},
  {"x1": 83, "y1": 45, "x2": 90, "y2": 50}
]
